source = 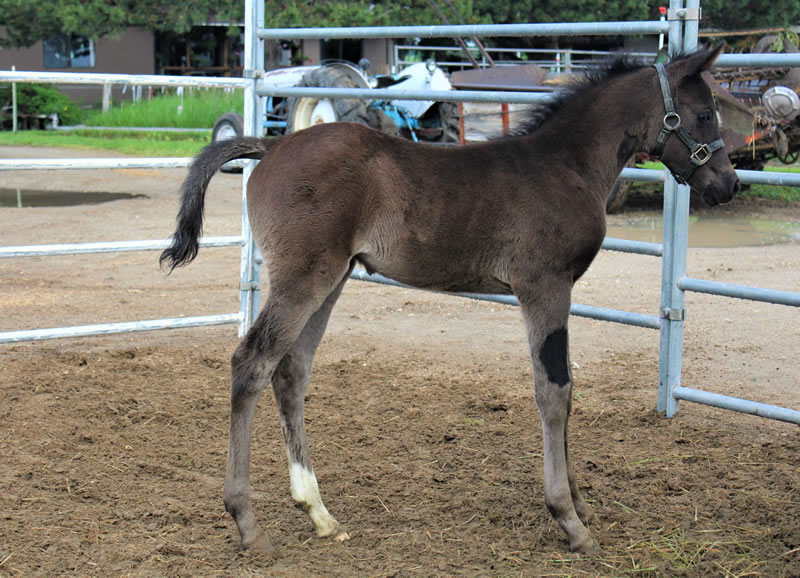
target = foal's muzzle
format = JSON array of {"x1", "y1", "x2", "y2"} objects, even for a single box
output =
[{"x1": 701, "y1": 171, "x2": 740, "y2": 206}]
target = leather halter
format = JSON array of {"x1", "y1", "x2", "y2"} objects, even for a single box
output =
[{"x1": 650, "y1": 63, "x2": 725, "y2": 183}]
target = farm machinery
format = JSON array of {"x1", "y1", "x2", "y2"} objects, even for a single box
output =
[
  {"x1": 607, "y1": 36, "x2": 800, "y2": 212},
  {"x1": 211, "y1": 59, "x2": 460, "y2": 148}
]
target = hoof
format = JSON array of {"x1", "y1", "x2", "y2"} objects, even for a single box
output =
[
  {"x1": 570, "y1": 535, "x2": 600, "y2": 555},
  {"x1": 240, "y1": 530, "x2": 274, "y2": 553},
  {"x1": 316, "y1": 519, "x2": 351, "y2": 542},
  {"x1": 577, "y1": 503, "x2": 596, "y2": 525}
]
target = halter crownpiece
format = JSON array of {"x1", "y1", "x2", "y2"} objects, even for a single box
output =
[{"x1": 650, "y1": 62, "x2": 725, "y2": 183}]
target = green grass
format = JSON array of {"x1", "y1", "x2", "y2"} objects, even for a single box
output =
[
  {"x1": 637, "y1": 160, "x2": 800, "y2": 203},
  {"x1": 0, "y1": 129, "x2": 209, "y2": 157},
  {"x1": 83, "y1": 88, "x2": 243, "y2": 129},
  {"x1": 742, "y1": 164, "x2": 800, "y2": 203}
]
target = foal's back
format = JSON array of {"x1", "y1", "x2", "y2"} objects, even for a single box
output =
[{"x1": 246, "y1": 122, "x2": 605, "y2": 293}]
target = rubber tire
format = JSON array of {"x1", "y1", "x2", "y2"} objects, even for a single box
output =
[
  {"x1": 606, "y1": 157, "x2": 636, "y2": 214},
  {"x1": 286, "y1": 67, "x2": 369, "y2": 133},
  {"x1": 212, "y1": 112, "x2": 244, "y2": 142},
  {"x1": 436, "y1": 102, "x2": 460, "y2": 143}
]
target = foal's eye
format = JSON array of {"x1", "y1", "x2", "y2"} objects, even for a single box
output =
[{"x1": 697, "y1": 111, "x2": 713, "y2": 123}]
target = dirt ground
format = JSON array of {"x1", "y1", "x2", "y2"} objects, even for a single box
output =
[{"x1": 1, "y1": 146, "x2": 798, "y2": 576}]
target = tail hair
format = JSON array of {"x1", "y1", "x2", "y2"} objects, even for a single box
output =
[{"x1": 160, "y1": 136, "x2": 273, "y2": 272}]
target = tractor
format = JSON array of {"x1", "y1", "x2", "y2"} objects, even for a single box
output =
[{"x1": 211, "y1": 59, "x2": 460, "y2": 150}]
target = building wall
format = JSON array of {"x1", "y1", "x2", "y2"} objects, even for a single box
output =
[
  {"x1": 362, "y1": 38, "x2": 393, "y2": 75},
  {"x1": 0, "y1": 27, "x2": 155, "y2": 105}
]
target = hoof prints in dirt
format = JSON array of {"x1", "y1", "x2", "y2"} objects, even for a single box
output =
[{"x1": 1, "y1": 344, "x2": 798, "y2": 575}]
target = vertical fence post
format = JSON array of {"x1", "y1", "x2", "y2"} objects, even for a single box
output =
[
  {"x1": 238, "y1": 0, "x2": 265, "y2": 336},
  {"x1": 667, "y1": 0, "x2": 684, "y2": 56},
  {"x1": 683, "y1": 0, "x2": 701, "y2": 52},
  {"x1": 657, "y1": 176, "x2": 690, "y2": 416},
  {"x1": 102, "y1": 84, "x2": 112, "y2": 113},
  {"x1": 657, "y1": 0, "x2": 688, "y2": 416},
  {"x1": 658, "y1": 0, "x2": 702, "y2": 417},
  {"x1": 11, "y1": 65, "x2": 17, "y2": 134},
  {"x1": 500, "y1": 103, "x2": 510, "y2": 135}
]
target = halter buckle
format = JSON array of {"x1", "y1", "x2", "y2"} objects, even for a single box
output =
[
  {"x1": 690, "y1": 143, "x2": 712, "y2": 165},
  {"x1": 663, "y1": 112, "x2": 681, "y2": 130}
]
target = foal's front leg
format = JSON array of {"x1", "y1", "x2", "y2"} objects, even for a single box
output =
[{"x1": 519, "y1": 287, "x2": 597, "y2": 553}]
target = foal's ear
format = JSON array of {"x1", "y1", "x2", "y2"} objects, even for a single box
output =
[{"x1": 667, "y1": 43, "x2": 724, "y2": 79}]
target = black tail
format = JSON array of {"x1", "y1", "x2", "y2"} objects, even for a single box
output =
[{"x1": 160, "y1": 136, "x2": 274, "y2": 272}]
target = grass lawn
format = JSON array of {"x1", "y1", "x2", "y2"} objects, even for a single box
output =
[
  {"x1": 638, "y1": 160, "x2": 800, "y2": 204},
  {"x1": 0, "y1": 129, "x2": 210, "y2": 157},
  {"x1": 83, "y1": 89, "x2": 243, "y2": 129}
]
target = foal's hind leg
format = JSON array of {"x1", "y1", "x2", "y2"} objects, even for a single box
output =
[
  {"x1": 271, "y1": 273, "x2": 351, "y2": 541},
  {"x1": 223, "y1": 265, "x2": 350, "y2": 549},
  {"x1": 517, "y1": 278, "x2": 597, "y2": 554}
]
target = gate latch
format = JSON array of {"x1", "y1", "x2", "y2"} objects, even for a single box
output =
[
  {"x1": 661, "y1": 307, "x2": 685, "y2": 321},
  {"x1": 668, "y1": 7, "x2": 701, "y2": 20}
]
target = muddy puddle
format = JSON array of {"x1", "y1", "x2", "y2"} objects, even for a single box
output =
[
  {"x1": 0, "y1": 188, "x2": 147, "y2": 208},
  {"x1": 607, "y1": 214, "x2": 800, "y2": 247}
]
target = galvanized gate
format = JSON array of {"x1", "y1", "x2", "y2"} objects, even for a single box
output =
[{"x1": 0, "y1": 0, "x2": 797, "y2": 424}]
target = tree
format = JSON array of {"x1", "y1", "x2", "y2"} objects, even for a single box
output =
[
  {"x1": 0, "y1": 0, "x2": 243, "y2": 48},
  {"x1": 699, "y1": 0, "x2": 800, "y2": 31},
  {"x1": 2, "y1": 0, "x2": 798, "y2": 50}
]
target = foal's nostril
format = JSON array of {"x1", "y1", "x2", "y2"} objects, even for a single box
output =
[{"x1": 733, "y1": 179, "x2": 741, "y2": 194}]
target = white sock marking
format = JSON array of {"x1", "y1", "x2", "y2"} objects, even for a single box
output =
[{"x1": 289, "y1": 461, "x2": 340, "y2": 536}]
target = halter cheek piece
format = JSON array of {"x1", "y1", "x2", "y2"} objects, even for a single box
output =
[{"x1": 650, "y1": 63, "x2": 725, "y2": 184}]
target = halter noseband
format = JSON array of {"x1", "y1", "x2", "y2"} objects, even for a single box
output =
[{"x1": 650, "y1": 63, "x2": 725, "y2": 183}]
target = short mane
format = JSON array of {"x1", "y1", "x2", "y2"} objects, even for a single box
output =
[{"x1": 507, "y1": 51, "x2": 677, "y2": 137}]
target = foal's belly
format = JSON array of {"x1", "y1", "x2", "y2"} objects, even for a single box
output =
[{"x1": 356, "y1": 254, "x2": 512, "y2": 295}]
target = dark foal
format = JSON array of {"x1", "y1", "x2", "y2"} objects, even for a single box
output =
[{"x1": 161, "y1": 45, "x2": 738, "y2": 553}]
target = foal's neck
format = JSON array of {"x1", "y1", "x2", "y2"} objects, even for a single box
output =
[{"x1": 532, "y1": 68, "x2": 658, "y2": 203}]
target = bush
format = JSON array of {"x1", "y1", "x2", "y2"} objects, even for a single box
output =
[{"x1": 0, "y1": 83, "x2": 83, "y2": 126}]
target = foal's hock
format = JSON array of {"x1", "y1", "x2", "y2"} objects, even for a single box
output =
[{"x1": 161, "y1": 45, "x2": 737, "y2": 553}]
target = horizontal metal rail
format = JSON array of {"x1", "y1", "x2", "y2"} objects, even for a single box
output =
[
  {"x1": 602, "y1": 237, "x2": 663, "y2": 257},
  {"x1": 0, "y1": 157, "x2": 192, "y2": 171},
  {"x1": 0, "y1": 313, "x2": 241, "y2": 344},
  {"x1": 56, "y1": 125, "x2": 211, "y2": 133},
  {"x1": 619, "y1": 167, "x2": 666, "y2": 183},
  {"x1": 0, "y1": 70, "x2": 248, "y2": 89},
  {"x1": 349, "y1": 269, "x2": 661, "y2": 330},
  {"x1": 715, "y1": 53, "x2": 800, "y2": 68},
  {"x1": 258, "y1": 21, "x2": 670, "y2": 40},
  {"x1": 737, "y1": 169, "x2": 800, "y2": 186},
  {"x1": 678, "y1": 277, "x2": 800, "y2": 307},
  {"x1": 673, "y1": 386, "x2": 800, "y2": 425},
  {"x1": 256, "y1": 84, "x2": 553, "y2": 104},
  {"x1": 0, "y1": 236, "x2": 242, "y2": 258}
]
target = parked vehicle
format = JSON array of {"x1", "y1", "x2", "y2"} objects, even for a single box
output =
[{"x1": 211, "y1": 59, "x2": 459, "y2": 150}]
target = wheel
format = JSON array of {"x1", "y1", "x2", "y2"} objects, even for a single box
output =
[
  {"x1": 212, "y1": 112, "x2": 244, "y2": 142},
  {"x1": 606, "y1": 156, "x2": 636, "y2": 214},
  {"x1": 436, "y1": 102, "x2": 460, "y2": 143},
  {"x1": 416, "y1": 102, "x2": 460, "y2": 143},
  {"x1": 286, "y1": 66, "x2": 369, "y2": 133},
  {"x1": 211, "y1": 112, "x2": 244, "y2": 172}
]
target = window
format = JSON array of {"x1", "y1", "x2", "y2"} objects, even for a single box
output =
[{"x1": 43, "y1": 34, "x2": 96, "y2": 68}]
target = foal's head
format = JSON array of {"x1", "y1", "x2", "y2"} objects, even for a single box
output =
[{"x1": 653, "y1": 45, "x2": 739, "y2": 205}]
